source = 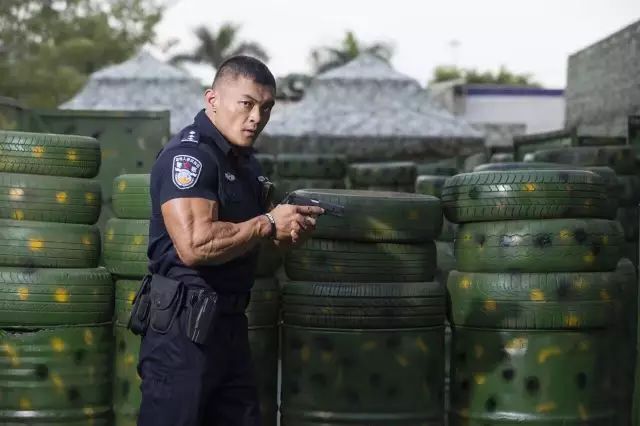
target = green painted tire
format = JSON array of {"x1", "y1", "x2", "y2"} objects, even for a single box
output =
[
  {"x1": 103, "y1": 218, "x2": 149, "y2": 278},
  {"x1": 455, "y1": 219, "x2": 623, "y2": 272},
  {"x1": 282, "y1": 280, "x2": 444, "y2": 327},
  {"x1": 285, "y1": 239, "x2": 437, "y2": 282},
  {"x1": 442, "y1": 170, "x2": 613, "y2": 223},
  {"x1": 114, "y1": 280, "x2": 140, "y2": 327},
  {"x1": 447, "y1": 269, "x2": 622, "y2": 329},
  {"x1": 523, "y1": 145, "x2": 636, "y2": 174},
  {"x1": 0, "y1": 324, "x2": 113, "y2": 424},
  {"x1": 0, "y1": 267, "x2": 113, "y2": 327},
  {"x1": 248, "y1": 277, "x2": 279, "y2": 326},
  {"x1": 616, "y1": 207, "x2": 639, "y2": 241},
  {"x1": 416, "y1": 163, "x2": 458, "y2": 176},
  {"x1": 276, "y1": 154, "x2": 347, "y2": 179},
  {"x1": 0, "y1": 173, "x2": 101, "y2": 224},
  {"x1": 0, "y1": 219, "x2": 100, "y2": 268},
  {"x1": 0, "y1": 131, "x2": 101, "y2": 178},
  {"x1": 290, "y1": 189, "x2": 442, "y2": 243},
  {"x1": 113, "y1": 325, "x2": 141, "y2": 425},
  {"x1": 348, "y1": 162, "x2": 416, "y2": 186},
  {"x1": 415, "y1": 175, "x2": 447, "y2": 198},
  {"x1": 112, "y1": 174, "x2": 151, "y2": 219}
]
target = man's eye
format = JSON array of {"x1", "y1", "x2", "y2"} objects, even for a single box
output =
[{"x1": 241, "y1": 101, "x2": 252, "y2": 108}]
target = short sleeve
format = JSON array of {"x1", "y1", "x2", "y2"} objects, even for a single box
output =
[{"x1": 152, "y1": 146, "x2": 219, "y2": 205}]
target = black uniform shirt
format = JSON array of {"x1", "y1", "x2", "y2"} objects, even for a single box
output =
[{"x1": 147, "y1": 110, "x2": 268, "y2": 294}]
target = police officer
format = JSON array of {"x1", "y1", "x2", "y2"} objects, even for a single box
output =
[{"x1": 138, "y1": 56, "x2": 323, "y2": 426}]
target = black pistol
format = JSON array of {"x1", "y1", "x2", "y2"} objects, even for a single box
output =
[{"x1": 282, "y1": 193, "x2": 345, "y2": 217}]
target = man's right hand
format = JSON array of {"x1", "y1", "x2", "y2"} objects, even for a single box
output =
[{"x1": 268, "y1": 204, "x2": 324, "y2": 242}]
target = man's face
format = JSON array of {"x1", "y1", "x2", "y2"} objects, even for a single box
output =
[{"x1": 205, "y1": 76, "x2": 275, "y2": 147}]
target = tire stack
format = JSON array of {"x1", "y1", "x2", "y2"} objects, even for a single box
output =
[
  {"x1": 281, "y1": 189, "x2": 446, "y2": 425},
  {"x1": 347, "y1": 162, "x2": 416, "y2": 192},
  {"x1": 105, "y1": 174, "x2": 151, "y2": 426},
  {"x1": 442, "y1": 169, "x2": 627, "y2": 425},
  {"x1": 0, "y1": 130, "x2": 113, "y2": 425},
  {"x1": 107, "y1": 173, "x2": 283, "y2": 426},
  {"x1": 523, "y1": 145, "x2": 639, "y2": 267},
  {"x1": 273, "y1": 154, "x2": 347, "y2": 202}
]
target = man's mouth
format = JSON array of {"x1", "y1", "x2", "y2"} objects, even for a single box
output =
[{"x1": 242, "y1": 129, "x2": 256, "y2": 136}]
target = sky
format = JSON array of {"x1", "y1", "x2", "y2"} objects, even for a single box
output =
[{"x1": 154, "y1": 0, "x2": 640, "y2": 88}]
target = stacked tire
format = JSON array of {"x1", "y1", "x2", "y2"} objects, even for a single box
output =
[
  {"x1": 105, "y1": 174, "x2": 151, "y2": 426},
  {"x1": 0, "y1": 130, "x2": 113, "y2": 425},
  {"x1": 281, "y1": 189, "x2": 446, "y2": 425},
  {"x1": 273, "y1": 154, "x2": 347, "y2": 202},
  {"x1": 347, "y1": 162, "x2": 416, "y2": 192},
  {"x1": 442, "y1": 169, "x2": 628, "y2": 425},
  {"x1": 524, "y1": 145, "x2": 639, "y2": 266}
]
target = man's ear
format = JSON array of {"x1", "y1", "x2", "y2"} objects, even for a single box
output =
[{"x1": 204, "y1": 88, "x2": 217, "y2": 111}]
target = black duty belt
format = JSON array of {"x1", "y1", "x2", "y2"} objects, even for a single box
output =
[{"x1": 186, "y1": 288, "x2": 250, "y2": 315}]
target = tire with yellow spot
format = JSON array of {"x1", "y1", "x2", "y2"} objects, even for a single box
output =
[
  {"x1": 113, "y1": 325, "x2": 141, "y2": 426},
  {"x1": 347, "y1": 162, "x2": 417, "y2": 186},
  {"x1": 415, "y1": 175, "x2": 448, "y2": 198},
  {"x1": 114, "y1": 280, "x2": 141, "y2": 327},
  {"x1": 0, "y1": 130, "x2": 101, "y2": 178},
  {"x1": 0, "y1": 267, "x2": 113, "y2": 327},
  {"x1": 276, "y1": 154, "x2": 347, "y2": 179},
  {"x1": 0, "y1": 219, "x2": 100, "y2": 268},
  {"x1": 442, "y1": 170, "x2": 614, "y2": 223},
  {"x1": 288, "y1": 189, "x2": 442, "y2": 243},
  {"x1": 449, "y1": 327, "x2": 616, "y2": 425},
  {"x1": 447, "y1": 268, "x2": 625, "y2": 329},
  {"x1": 112, "y1": 174, "x2": 151, "y2": 220},
  {"x1": 285, "y1": 239, "x2": 437, "y2": 282},
  {"x1": 0, "y1": 324, "x2": 112, "y2": 424},
  {"x1": 455, "y1": 219, "x2": 623, "y2": 272},
  {"x1": 103, "y1": 218, "x2": 149, "y2": 278},
  {"x1": 0, "y1": 173, "x2": 101, "y2": 224},
  {"x1": 282, "y1": 281, "x2": 444, "y2": 328},
  {"x1": 523, "y1": 145, "x2": 636, "y2": 174}
]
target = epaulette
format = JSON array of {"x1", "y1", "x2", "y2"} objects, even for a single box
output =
[{"x1": 179, "y1": 125, "x2": 200, "y2": 144}]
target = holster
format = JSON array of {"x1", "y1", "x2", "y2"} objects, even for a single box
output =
[
  {"x1": 127, "y1": 274, "x2": 185, "y2": 336},
  {"x1": 185, "y1": 288, "x2": 219, "y2": 345}
]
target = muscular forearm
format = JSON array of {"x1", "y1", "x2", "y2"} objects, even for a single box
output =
[{"x1": 182, "y1": 215, "x2": 271, "y2": 266}]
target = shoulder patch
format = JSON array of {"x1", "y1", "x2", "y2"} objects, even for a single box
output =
[
  {"x1": 173, "y1": 155, "x2": 203, "y2": 189},
  {"x1": 180, "y1": 128, "x2": 199, "y2": 144}
]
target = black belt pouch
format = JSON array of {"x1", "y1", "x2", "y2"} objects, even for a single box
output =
[
  {"x1": 128, "y1": 274, "x2": 152, "y2": 336},
  {"x1": 148, "y1": 274, "x2": 185, "y2": 334}
]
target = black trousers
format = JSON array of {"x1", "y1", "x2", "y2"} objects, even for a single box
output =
[{"x1": 137, "y1": 306, "x2": 262, "y2": 426}]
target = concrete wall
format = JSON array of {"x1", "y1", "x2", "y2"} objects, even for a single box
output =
[
  {"x1": 462, "y1": 93, "x2": 565, "y2": 134},
  {"x1": 566, "y1": 20, "x2": 640, "y2": 136}
]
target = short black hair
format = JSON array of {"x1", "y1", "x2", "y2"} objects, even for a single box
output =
[{"x1": 212, "y1": 56, "x2": 276, "y2": 91}]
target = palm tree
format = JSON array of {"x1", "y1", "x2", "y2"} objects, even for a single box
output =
[
  {"x1": 170, "y1": 22, "x2": 269, "y2": 69},
  {"x1": 310, "y1": 31, "x2": 393, "y2": 74}
]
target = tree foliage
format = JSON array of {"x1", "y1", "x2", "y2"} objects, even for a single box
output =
[
  {"x1": 310, "y1": 31, "x2": 393, "y2": 74},
  {"x1": 169, "y1": 23, "x2": 269, "y2": 69},
  {"x1": 432, "y1": 65, "x2": 539, "y2": 87},
  {"x1": 0, "y1": 0, "x2": 163, "y2": 108}
]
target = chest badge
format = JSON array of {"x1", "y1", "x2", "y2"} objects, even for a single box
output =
[
  {"x1": 225, "y1": 172, "x2": 236, "y2": 182},
  {"x1": 181, "y1": 130, "x2": 198, "y2": 143},
  {"x1": 172, "y1": 155, "x2": 202, "y2": 189}
]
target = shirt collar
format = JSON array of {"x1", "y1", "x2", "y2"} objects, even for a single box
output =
[{"x1": 194, "y1": 109, "x2": 254, "y2": 158}]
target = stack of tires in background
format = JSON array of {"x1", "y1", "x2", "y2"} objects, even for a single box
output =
[
  {"x1": 0, "y1": 130, "x2": 113, "y2": 424},
  {"x1": 104, "y1": 174, "x2": 151, "y2": 426},
  {"x1": 442, "y1": 168, "x2": 633, "y2": 425},
  {"x1": 347, "y1": 162, "x2": 416, "y2": 192},
  {"x1": 273, "y1": 154, "x2": 347, "y2": 202},
  {"x1": 280, "y1": 189, "x2": 446, "y2": 425},
  {"x1": 105, "y1": 173, "x2": 282, "y2": 426},
  {"x1": 523, "y1": 145, "x2": 639, "y2": 266}
]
